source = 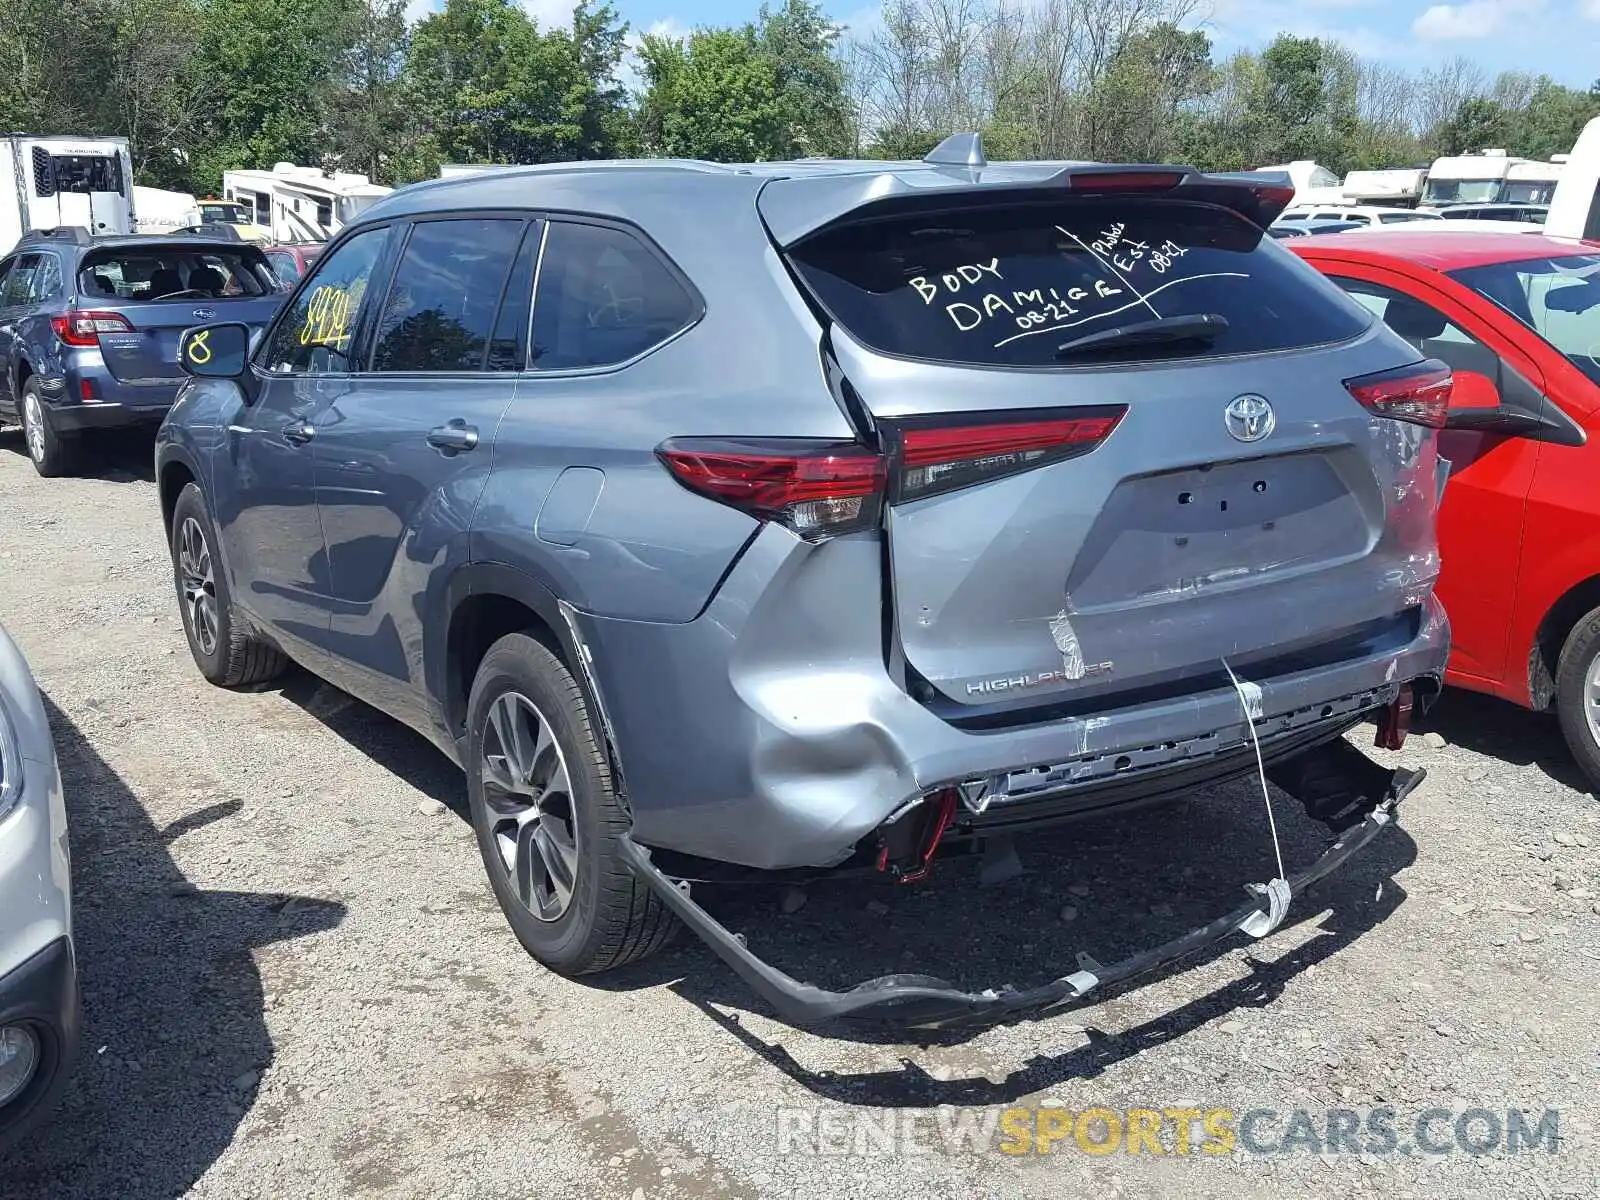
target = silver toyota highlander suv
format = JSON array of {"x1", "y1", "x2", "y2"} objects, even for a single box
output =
[{"x1": 159, "y1": 135, "x2": 1449, "y2": 1027}]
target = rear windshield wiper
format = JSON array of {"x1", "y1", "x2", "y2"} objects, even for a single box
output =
[{"x1": 1054, "y1": 313, "x2": 1229, "y2": 360}]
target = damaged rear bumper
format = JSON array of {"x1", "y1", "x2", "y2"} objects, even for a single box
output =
[{"x1": 620, "y1": 739, "x2": 1423, "y2": 1030}]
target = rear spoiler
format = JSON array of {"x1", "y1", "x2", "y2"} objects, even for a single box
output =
[{"x1": 758, "y1": 145, "x2": 1297, "y2": 247}]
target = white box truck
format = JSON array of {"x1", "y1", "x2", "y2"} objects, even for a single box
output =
[{"x1": 0, "y1": 134, "x2": 137, "y2": 253}]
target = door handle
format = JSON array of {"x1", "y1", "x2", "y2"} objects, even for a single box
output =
[
  {"x1": 427, "y1": 421, "x2": 479, "y2": 454},
  {"x1": 282, "y1": 422, "x2": 315, "y2": 446}
]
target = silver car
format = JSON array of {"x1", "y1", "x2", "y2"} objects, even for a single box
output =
[
  {"x1": 0, "y1": 622, "x2": 75, "y2": 1151},
  {"x1": 159, "y1": 137, "x2": 1448, "y2": 1027}
]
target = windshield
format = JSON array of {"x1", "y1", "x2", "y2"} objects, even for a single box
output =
[
  {"x1": 200, "y1": 202, "x2": 247, "y2": 224},
  {"x1": 1450, "y1": 254, "x2": 1600, "y2": 387},
  {"x1": 1424, "y1": 179, "x2": 1502, "y2": 205},
  {"x1": 1503, "y1": 181, "x2": 1557, "y2": 205},
  {"x1": 788, "y1": 198, "x2": 1368, "y2": 367}
]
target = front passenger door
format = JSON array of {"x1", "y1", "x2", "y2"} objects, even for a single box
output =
[
  {"x1": 310, "y1": 215, "x2": 537, "y2": 730},
  {"x1": 216, "y1": 225, "x2": 395, "y2": 658}
]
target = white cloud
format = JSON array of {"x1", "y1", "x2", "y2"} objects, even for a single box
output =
[
  {"x1": 1584, "y1": 0, "x2": 1600, "y2": 19},
  {"x1": 1412, "y1": 0, "x2": 1542, "y2": 39},
  {"x1": 405, "y1": 0, "x2": 437, "y2": 23}
]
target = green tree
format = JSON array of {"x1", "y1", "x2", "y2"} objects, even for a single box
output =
[
  {"x1": 1082, "y1": 23, "x2": 1213, "y2": 162},
  {"x1": 402, "y1": 0, "x2": 612, "y2": 169},
  {"x1": 636, "y1": 27, "x2": 788, "y2": 160},
  {"x1": 189, "y1": 0, "x2": 360, "y2": 190},
  {"x1": 566, "y1": 1, "x2": 634, "y2": 159},
  {"x1": 758, "y1": 0, "x2": 853, "y2": 157},
  {"x1": 325, "y1": 0, "x2": 411, "y2": 184},
  {"x1": 1436, "y1": 96, "x2": 1510, "y2": 155}
]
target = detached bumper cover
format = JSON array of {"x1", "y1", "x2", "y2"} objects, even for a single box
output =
[{"x1": 622, "y1": 742, "x2": 1422, "y2": 1030}]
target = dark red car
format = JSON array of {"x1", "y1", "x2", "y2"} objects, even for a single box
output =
[
  {"x1": 262, "y1": 243, "x2": 325, "y2": 287},
  {"x1": 1293, "y1": 231, "x2": 1600, "y2": 787}
]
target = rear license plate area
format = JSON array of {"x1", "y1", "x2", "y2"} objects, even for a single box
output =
[{"x1": 1065, "y1": 453, "x2": 1368, "y2": 607}]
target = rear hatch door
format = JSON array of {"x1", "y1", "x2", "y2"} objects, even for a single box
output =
[
  {"x1": 777, "y1": 182, "x2": 1444, "y2": 718},
  {"x1": 79, "y1": 241, "x2": 284, "y2": 384}
]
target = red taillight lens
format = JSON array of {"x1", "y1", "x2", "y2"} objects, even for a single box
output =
[
  {"x1": 894, "y1": 409, "x2": 1126, "y2": 502},
  {"x1": 1345, "y1": 360, "x2": 1453, "y2": 429},
  {"x1": 51, "y1": 310, "x2": 134, "y2": 347},
  {"x1": 657, "y1": 438, "x2": 885, "y2": 540}
]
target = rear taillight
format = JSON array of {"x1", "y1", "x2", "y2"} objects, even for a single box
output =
[
  {"x1": 658, "y1": 409, "x2": 1125, "y2": 540},
  {"x1": 657, "y1": 438, "x2": 885, "y2": 541},
  {"x1": 1345, "y1": 360, "x2": 1452, "y2": 429},
  {"x1": 894, "y1": 409, "x2": 1125, "y2": 502},
  {"x1": 51, "y1": 310, "x2": 134, "y2": 347}
]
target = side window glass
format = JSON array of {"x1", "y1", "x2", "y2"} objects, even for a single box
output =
[
  {"x1": 258, "y1": 227, "x2": 390, "y2": 375},
  {"x1": 30, "y1": 255, "x2": 61, "y2": 302},
  {"x1": 486, "y1": 222, "x2": 540, "y2": 371},
  {"x1": 370, "y1": 218, "x2": 525, "y2": 372},
  {"x1": 530, "y1": 221, "x2": 698, "y2": 370},
  {"x1": 1333, "y1": 277, "x2": 1504, "y2": 384},
  {"x1": 1, "y1": 255, "x2": 40, "y2": 306}
]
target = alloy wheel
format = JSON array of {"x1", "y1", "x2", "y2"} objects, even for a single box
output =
[
  {"x1": 21, "y1": 392, "x2": 45, "y2": 464},
  {"x1": 481, "y1": 691, "x2": 580, "y2": 922},
  {"x1": 1586, "y1": 651, "x2": 1600, "y2": 751},
  {"x1": 177, "y1": 517, "x2": 219, "y2": 657}
]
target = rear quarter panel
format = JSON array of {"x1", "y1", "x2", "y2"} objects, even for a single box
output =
[{"x1": 473, "y1": 200, "x2": 855, "y2": 623}]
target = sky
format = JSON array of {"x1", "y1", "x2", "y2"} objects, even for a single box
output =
[{"x1": 407, "y1": 0, "x2": 1600, "y2": 91}]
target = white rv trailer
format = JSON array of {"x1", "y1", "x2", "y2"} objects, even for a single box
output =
[
  {"x1": 222, "y1": 162, "x2": 392, "y2": 243},
  {"x1": 0, "y1": 134, "x2": 136, "y2": 253},
  {"x1": 1341, "y1": 167, "x2": 1428, "y2": 207},
  {"x1": 1419, "y1": 149, "x2": 1563, "y2": 208}
]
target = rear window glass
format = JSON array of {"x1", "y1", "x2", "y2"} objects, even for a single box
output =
[
  {"x1": 80, "y1": 248, "x2": 276, "y2": 300},
  {"x1": 788, "y1": 199, "x2": 1370, "y2": 366}
]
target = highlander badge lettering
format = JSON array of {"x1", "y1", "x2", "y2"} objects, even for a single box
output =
[
  {"x1": 967, "y1": 663, "x2": 1113, "y2": 695},
  {"x1": 1224, "y1": 394, "x2": 1275, "y2": 443}
]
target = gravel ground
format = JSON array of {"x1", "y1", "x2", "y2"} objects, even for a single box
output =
[{"x1": 1, "y1": 430, "x2": 1597, "y2": 1199}]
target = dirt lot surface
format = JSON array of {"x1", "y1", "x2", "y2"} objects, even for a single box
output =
[{"x1": 1, "y1": 432, "x2": 1597, "y2": 1199}]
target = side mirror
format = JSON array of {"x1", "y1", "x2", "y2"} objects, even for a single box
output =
[
  {"x1": 1449, "y1": 368, "x2": 1501, "y2": 412},
  {"x1": 178, "y1": 322, "x2": 250, "y2": 378}
]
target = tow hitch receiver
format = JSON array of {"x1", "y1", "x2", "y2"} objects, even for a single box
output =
[{"x1": 619, "y1": 739, "x2": 1426, "y2": 1030}]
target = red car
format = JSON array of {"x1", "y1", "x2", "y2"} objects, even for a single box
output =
[
  {"x1": 1293, "y1": 231, "x2": 1600, "y2": 787},
  {"x1": 262, "y1": 243, "x2": 325, "y2": 287}
]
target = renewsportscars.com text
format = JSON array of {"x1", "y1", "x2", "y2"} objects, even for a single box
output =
[{"x1": 776, "y1": 1105, "x2": 1561, "y2": 1158}]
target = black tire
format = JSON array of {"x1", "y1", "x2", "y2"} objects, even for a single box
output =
[
  {"x1": 20, "y1": 378, "x2": 78, "y2": 478},
  {"x1": 466, "y1": 632, "x2": 675, "y2": 975},
  {"x1": 1555, "y1": 605, "x2": 1600, "y2": 794},
  {"x1": 169, "y1": 482, "x2": 287, "y2": 687}
]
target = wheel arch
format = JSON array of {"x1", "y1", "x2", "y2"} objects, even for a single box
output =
[
  {"x1": 1531, "y1": 573, "x2": 1600, "y2": 710},
  {"x1": 436, "y1": 562, "x2": 629, "y2": 807},
  {"x1": 158, "y1": 453, "x2": 201, "y2": 538}
]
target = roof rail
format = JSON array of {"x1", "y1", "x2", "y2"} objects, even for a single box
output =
[
  {"x1": 923, "y1": 132, "x2": 986, "y2": 169},
  {"x1": 15, "y1": 225, "x2": 94, "y2": 248}
]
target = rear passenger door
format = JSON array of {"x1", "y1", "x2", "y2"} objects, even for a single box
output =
[{"x1": 311, "y1": 214, "x2": 538, "y2": 727}]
